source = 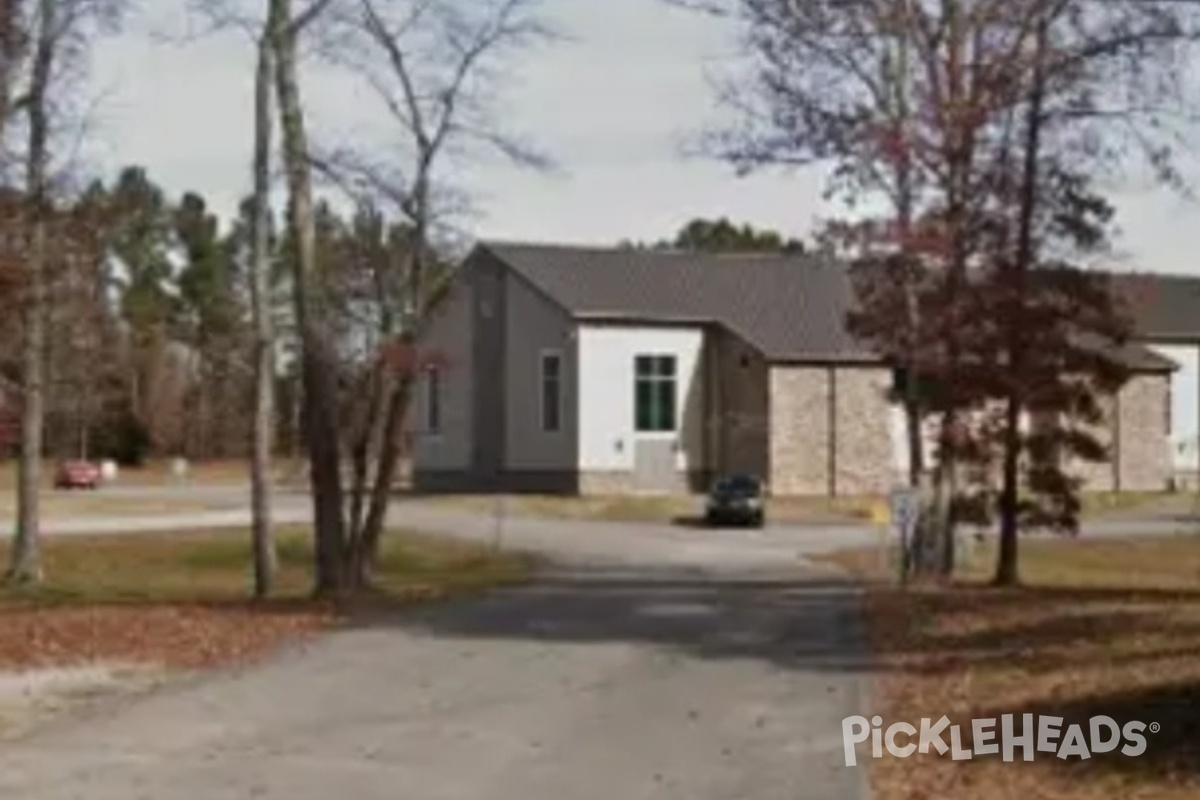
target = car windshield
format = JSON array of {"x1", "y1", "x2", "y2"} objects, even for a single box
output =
[{"x1": 714, "y1": 476, "x2": 760, "y2": 495}]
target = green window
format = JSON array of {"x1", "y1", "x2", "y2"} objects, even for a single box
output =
[{"x1": 634, "y1": 355, "x2": 677, "y2": 432}]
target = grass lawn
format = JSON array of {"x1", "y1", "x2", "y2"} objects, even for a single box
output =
[
  {"x1": 417, "y1": 492, "x2": 883, "y2": 524},
  {"x1": 417, "y1": 489, "x2": 1179, "y2": 527},
  {"x1": 0, "y1": 458, "x2": 301, "y2": 491},
  {"x1": 1077, "y1": 490, "x2": 1183, "y2": 518},
  {"x1": 0, "y1": 528, "x2": 531, "y2": 671},
  {"x1": 818, "y1": 536, "x2": 1200, "y2": 800},
  {"x1": 0, "y1": 492, "x2": 216, "y2": 518}
]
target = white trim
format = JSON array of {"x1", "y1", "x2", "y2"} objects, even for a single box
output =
[{"x1": 538, "y1": 348, "x2": 563, "y2": 433}]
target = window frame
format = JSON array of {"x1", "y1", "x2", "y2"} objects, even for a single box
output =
[
  {"x1": 539, "y1": 349, "x2": 563, "y2": 433},
  {"x1": 634, "y1": 354, "x2": 678, "y2": 434},
  {"x1": 1166, "y1": 376, "x2": 1173, "y2": 435},
  {"x1": 424, "y1": 364, "x2": 442, "y2": 435}
]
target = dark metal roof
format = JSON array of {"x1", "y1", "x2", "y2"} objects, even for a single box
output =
[
  {"x1": 479, "y1": 241, "x2": 875, "y2": 362},
  {"x1": 477, "y1": 241, "x2": 1187, "y2": 372},
  {"x1": 1109, "y1": 272, "x2": 1200, "y2": 343}
]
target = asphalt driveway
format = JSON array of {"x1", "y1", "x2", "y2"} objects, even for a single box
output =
[
  {"x1": 0, "y1": 500, "x2": 876, "y2": 800},
  {"x1": 4, "y1": 484, "x2": 1195, "y2": 798}
]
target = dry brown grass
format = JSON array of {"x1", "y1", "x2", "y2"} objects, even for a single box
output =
[
  {"x1": 0, "y1": 492, "x2": 214, "y2": 517},
  {"x1": 0, "y1": 458, "x2": 277, "y2": 491},
  {"x1": 0, "y1": 529, "x2": 530, "y2": 671},
  {"x1": 415, "y1": 489, "x2": 1175, "y2": 526},
  {"x1": 819, "y1": 536, "x2": 1200, "y2": 799},
  {"x1": 418, "y1": 492, "x2": 882, "y2": 524},
  {"x1": 1078, "y1": 490, "x2": 1183, "y2": 518}
]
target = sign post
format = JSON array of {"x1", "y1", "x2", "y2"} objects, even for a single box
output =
[
  {"x1": 493, "y1": 492, "x2": 506, "y2": 551},
  {"x1": 889, "y1": 485, "x2": 920, "y2": 585}
]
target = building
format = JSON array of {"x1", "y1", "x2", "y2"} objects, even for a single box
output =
[{"x1": 412, "y1": 242, "x2": 1190, "y2": 496}]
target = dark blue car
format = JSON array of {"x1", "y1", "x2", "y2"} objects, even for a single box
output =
[{"x1": 704, "y1": 474, "x2": 766, "y2": 528}]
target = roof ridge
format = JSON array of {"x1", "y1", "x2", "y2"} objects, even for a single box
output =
[{"x1": 481, "y1": 238, "x2": 822, "y2": 263}]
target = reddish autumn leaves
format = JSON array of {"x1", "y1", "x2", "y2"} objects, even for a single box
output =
[{"x1": 379, "y1": 337, "x2": 451, "y2": 375}]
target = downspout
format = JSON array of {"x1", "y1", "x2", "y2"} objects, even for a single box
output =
[
  {"x1": 1113, "y1": 387, "x2": 1122, "y2": 493},
  {"x1": 828, "y1": 366, "x2": 838, "y2": 497},
  {"x1": 704, "y1": 329, "x2": 718, "y2": 488}
]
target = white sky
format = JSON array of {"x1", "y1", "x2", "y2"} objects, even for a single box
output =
[
  {"x1": 82, "y1": 0, "x2": 1200, "y2": 442},
  {"x1": 82, "y1": 0, "x2": 832, "y2": 244}
]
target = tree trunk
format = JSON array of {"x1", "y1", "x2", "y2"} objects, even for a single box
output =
[
  {"x1": 996, "y1": 397, "x2": 1022, "y2": 585},
  {"x1": 270, "y1": 0, "x2": 346, "y2": 596},
  {"x1": 7, "y1": 0, "x2": 54, "y2": 585},
  {"x1": 933, "y1": 413, "x2": 960, "y2": 578},
  {"x1": 249, "y1": 26, "x2": 278, "y2": 599},
  {"x1": 346, "y1": 363, "x2": 384, "y2": 563},
  {"x1": 9, "y1": 212, "x2": 46, "y2": 585},
  {"x1": 894, "y1": 0, "x2": 923, "y2": 490},
  {"x1": 347, "y1": 180, "x2": 428, "y2": 588},
  {"x1": 351, "y1": 372, "x2": 413, "y2": 587},
  {"x1": 995, "y1": 14, "x2": 1048, "y2": 588}
]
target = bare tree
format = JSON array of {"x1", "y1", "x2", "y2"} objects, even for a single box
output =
[
  {"x1": 180, "y1": 0, "x2": 282, "y2": 596},
  {"x1": 8, "y1": 0, "x2": 50, "y2": 584},
  {"x1": 312, "y1": 0, "x2": 552, "y2": 587},
  {"x1": 268, "y1": 0, "x2": 348, "y2": 596},
  {"x1": 249, "y1": 6, "x2": 279, "y2": 598},
  {"x1": 7, "y1": 0, "x2": 122, "y2": 584}
]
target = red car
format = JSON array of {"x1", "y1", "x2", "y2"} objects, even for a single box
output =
[{"x1": 54, "y1": 460, "x2": 101, "y2": 489}]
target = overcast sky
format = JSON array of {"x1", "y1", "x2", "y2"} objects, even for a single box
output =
[
  {"x1": 82, "y1": 0, "x2": 1200, "y2": 267},
  {"x1": 83, "y1": 0, "x2": 1200, "y2": 440}
]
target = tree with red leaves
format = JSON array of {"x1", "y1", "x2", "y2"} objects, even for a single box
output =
[{"x1": 679, "y1": 0, "x2": 1200, "y2": 584}]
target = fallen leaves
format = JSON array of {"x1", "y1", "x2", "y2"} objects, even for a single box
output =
[
  {"x1": 0, "y1": 528, "x2": 531, "y2": 674},
  {"x1": 0, "y1": 603, "x2": 335, "y2": 671},
  {"x1": 828, "y1": 536, "x2": 1200, "y2": 800}
]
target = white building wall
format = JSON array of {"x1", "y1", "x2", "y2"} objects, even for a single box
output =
[{"x1": 577, "y1": 324, "x2": 705, "y2": 473}]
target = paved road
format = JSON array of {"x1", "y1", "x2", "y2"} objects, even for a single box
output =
[
  {"x1": 22, "y1": 485, "x2": 1200, "y2": 554},
  {"x1": 25, "y1": 486, "x2": 886, "y2": 562},
  {"x1": 0, "y1": 490, "x2": 877, "y2": 800}
]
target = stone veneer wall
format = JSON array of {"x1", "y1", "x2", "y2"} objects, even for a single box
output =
[
  {"x1": 578, "y1": 470, "x2": 708, "y2": 495},
  {"x1": 1059, "y1": 374, "x2": 1171, "y2": 493},
  {"x1": 1116, "y1": 374, "x2": 1171, "y2": 492},
  {"x1": 1071, "y1": 394, "x2": 1116, "y2": 492},
  {"x1": 832, "y1": 367, "x2": 896, "y2": 495},
  {"x1": 768, "y1": 367, "x2": 830, "y2": 495},
  {"x1": 768, "y1": 365, "x2": 906, "y2": 497}
]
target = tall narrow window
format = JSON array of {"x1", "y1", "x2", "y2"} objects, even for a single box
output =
[
  {"x1": 541, "y1": 351, "x2": 562, "y2": 432},
  {"x1": 1166, "y1": 378, "x2": 1172, "y2": 435},
  {"x1": 634, "y1": 354, "x2": 677, "y2": 432},
  {"x1": 425, "y1": 366, "x2": 441, "y2": 433}
]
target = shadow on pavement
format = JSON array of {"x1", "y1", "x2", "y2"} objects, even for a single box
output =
[{"x1": 348, "y1": 566, "x2": 875, "y2": 674}]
